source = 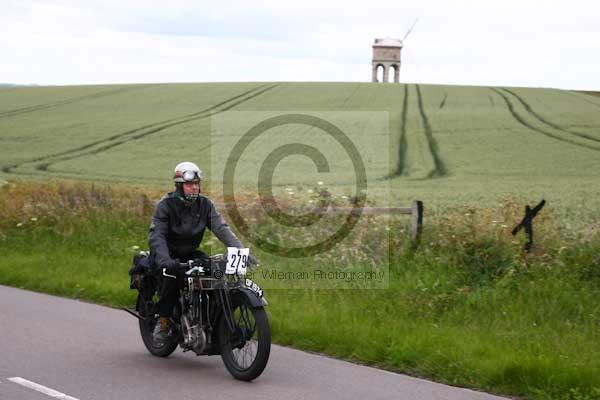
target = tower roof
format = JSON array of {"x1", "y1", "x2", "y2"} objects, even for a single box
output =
[{"x1": 373, "y1": 38, "x2": 403, "y2": 48}]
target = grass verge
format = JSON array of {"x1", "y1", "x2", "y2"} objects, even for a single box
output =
[{"x1": 1, "y1": 180, "x2": 599, "y2": 400}]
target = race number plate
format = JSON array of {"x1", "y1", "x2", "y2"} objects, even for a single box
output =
[
  {"x1": 245, "y1": 279, "x2": 263, "y2": 298},
  {"x1": 225, "y1": 247, "x2": 250, "y2": 276}
]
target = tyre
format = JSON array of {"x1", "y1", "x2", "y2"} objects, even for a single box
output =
[
  {"x1": 136, "y1": 292, "x2": 178, "y2": 357},
  {"x1": 218, "y1": 300, "x2": 271, "y2": 381}
]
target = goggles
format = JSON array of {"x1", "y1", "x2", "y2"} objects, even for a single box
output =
[
  {"x1": 182, "y1": 170, "x2": 201, "y2": 182},
  {"x1": 175, "y1": 170, "x2": 201, "y2": 183}
]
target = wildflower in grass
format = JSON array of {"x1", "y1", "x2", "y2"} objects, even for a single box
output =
[
  {"x1": 317, "y1": 181, "x2": 324, "y2": 185},
  {"x1": 558, "y1": 246, "x2": 568, "y2": 254},
  {"x1": 307, "y1": 189, "x2": 314, "y2": 194},
  {"x1": 30, "y1": 217, "x2": 37, "y2": 222},
  {"x1": 16, "y1": 222, "x2": 23, "y2": 227}
]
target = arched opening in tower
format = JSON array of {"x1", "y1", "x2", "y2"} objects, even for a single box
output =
[
  {"x1": 376, "y1": 64, "x2": 385, "y2": 83},
  {"x1": 390, "y1": 65, "x2": 399, "y2": 83}
]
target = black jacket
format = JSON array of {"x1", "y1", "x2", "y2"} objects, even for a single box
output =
[{"x1": 148, "y1": 192, "x2": 243, "y2": 268}]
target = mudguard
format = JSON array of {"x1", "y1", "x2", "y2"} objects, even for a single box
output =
[{"x1": 232, "y1": 287, "x2": 268, "y2": 308}]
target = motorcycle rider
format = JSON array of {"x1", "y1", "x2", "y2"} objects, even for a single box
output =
[{"x1": 149, "y1": 161, "x2": 256, "y2": 346}]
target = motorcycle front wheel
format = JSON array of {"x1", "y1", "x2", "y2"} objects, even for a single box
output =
[{"x1": 218, "y1": 301, "x2": 271, "y2": 381}]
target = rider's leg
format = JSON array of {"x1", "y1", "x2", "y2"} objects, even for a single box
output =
[
  {"x1": 157, "y1": 275, "x2": 179, "y2": 319},
  {"x1": 154, "y1": 273, "x2": 180, "y2": 345}
]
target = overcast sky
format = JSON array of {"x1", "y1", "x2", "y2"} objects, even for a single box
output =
[{"x1": 1, "y1": 0, "x2": 599, "y2": 89}]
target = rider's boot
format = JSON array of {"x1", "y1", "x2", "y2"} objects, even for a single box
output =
[{"x1": 153, "y1": 316, "x2": 170, "y2": 347}]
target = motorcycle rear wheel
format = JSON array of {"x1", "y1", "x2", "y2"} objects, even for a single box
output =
[{"x1": 136, "y1": 292, "x2": 178, "y2": 357}]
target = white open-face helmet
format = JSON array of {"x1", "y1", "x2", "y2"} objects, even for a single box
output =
[{"x1": 173, "y1": 161, "x2": 203, "y2": 183}]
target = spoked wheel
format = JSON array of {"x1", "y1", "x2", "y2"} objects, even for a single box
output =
[
  {"x1": 219, "y1": 300, "x2": 271, "y2": 381},
  {"x1": 136, "y1": 292, "x2": 178, "y2": 357}
]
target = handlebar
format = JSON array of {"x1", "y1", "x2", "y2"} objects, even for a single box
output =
[
  {"x1": 167, "y1": 253, "x2": 257, "y2": 276},
  {"x1": 175, "y1": 254, "x2": 228, "y2": 275},
  {"x1": 179, "y1": 260, "x2": 197, "y2": 269}
]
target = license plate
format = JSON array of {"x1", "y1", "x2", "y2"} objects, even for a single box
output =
[{"x1": 245, "y1": 279, "x2": 263, "y2": 298}]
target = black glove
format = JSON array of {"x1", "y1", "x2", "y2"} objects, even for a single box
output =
[
  {"x1": 162, "y1": 258, "x2": 180, "y2": 275},
  {"x1": 248, "y1": 253, "x2": 259, "y2": 267}
]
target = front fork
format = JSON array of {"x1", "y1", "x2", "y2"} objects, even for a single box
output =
[
  {"x1": 217, "y1": 286, "x2": 237, "y2": 334},
  {"x1": 218, "y1": 287, "x2": 256, "y2": 348}
]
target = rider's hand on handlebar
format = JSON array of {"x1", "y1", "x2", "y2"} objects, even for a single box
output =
[
  {"x1": 162, "y1": 258, "x2": 181, "y2": 274},
  {"x1": 248, "y1": 253, "x2": 259, "y2": 267}
]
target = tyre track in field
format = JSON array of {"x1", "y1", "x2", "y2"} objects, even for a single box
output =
[
  {"x1": 398, "y1": 85, "x2": 409, "y2": 176},
  {"x1": 490, "y1": 88, "x2": 600, "y2": 152},
  {"x1": 384, "y1": 84, "x2": 409, "y2": 179},
  {"x1": 0, "y1": 85, "x2": 151, "y2": 119},
  {"x1": 339, "y1": 83, "x2": 362, "y2": 108},
  {"x1": 2, "y1": 84, "x2": 279, "y2": 175},
  {"x1": 439, "y1": 92, "x2": 448, "y2": 109},
  {"x1": 416, "y1": 84, "x2": 447, "y2": 177},
  {"x1": 502, "y1": 88, "x2": 600, "y2": 144},
  {"x1": 36, "y1": 84, "x2": 279, "y2": 173}
]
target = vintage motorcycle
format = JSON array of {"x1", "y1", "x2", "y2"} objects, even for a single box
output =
[{"x1": 125, "y1": 248, "x2": 270, "y2": 381}]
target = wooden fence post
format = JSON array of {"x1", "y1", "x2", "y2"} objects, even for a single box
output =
[
  {"x1": 511, "y1": 199, "x2": 545, "y2": 252},
  {"x1": 411, "y1": 200, "x2": 423, "y2": 242}
]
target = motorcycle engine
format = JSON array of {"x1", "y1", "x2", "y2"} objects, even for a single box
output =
[{"x1": 181, "y1": 313, "x2": 206, "y2": 354}]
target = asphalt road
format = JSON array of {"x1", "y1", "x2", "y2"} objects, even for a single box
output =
[{"x1": 0, "y1": 285, "x2": 509, "y2": 400}]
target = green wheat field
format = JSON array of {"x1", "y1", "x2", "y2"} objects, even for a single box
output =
[{"x1": 2, "y1": 83, "x2": 600, "y2": 220}]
